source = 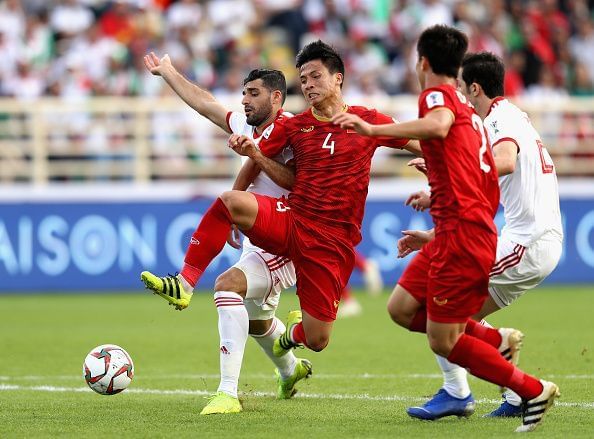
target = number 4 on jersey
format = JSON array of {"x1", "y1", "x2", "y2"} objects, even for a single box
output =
[{"x1": 322, "y1": 133, "x2": 335, "y2": 155}]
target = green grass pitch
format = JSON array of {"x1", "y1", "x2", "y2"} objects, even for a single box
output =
[{"x1": 1, "y1": 286, "x2": 593, "y2": 437}]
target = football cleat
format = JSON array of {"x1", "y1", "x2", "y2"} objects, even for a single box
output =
[
  {"x1": 498, "y1": 328, "x2": 524, "y2": 365},
  {"x1": 200, "y1": 391, "x2": 242, "y2": 415},
  {"x1": 515, "y1": 380, "x2": 560, "y2": 432},
  {"x1": 407, "y1": 388, "x2": 475, "y2": 420},
  {"x1": 272, "y1": 310, "x2": 303, "y2": 357},
  {"x1": 485, "y1": 400, "x2": 522, "y2": 418},
  {"x1": 497, "y1": 327, "x2": 524, "y2": 392},
  {"x1": 276, "y1": 358, "x2": 313, "y2": 399},
  {"x1": 140, "y1": 271, "x2": 192, "y2": 311}
]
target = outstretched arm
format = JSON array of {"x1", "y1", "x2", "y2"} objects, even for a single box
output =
[
  {"x1": 144, "y1": 52, "x2": 231, "y2": 133},
  {"x1": 333, "y1": 109, "x2": 454, "y2": 140}
]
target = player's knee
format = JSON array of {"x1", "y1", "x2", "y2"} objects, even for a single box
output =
[
  {"x1": 214, "y1": 271, "x2": 246, "y2": 298},
  {"x1": 427, "y1": 336, "x2": 453, "y2": 358},
  {"x1": 387, "y1": 302, "x2": 413, "y2": 329},
  {"x1": 220, "y1": 191, "x2": 244, "y2": 216},
  {"x1": 305, "y1": 334, "x2": 330, "y2": 352}
]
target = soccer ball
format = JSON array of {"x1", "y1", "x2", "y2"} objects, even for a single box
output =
[{"x1": 83, "y1": 344, "x2": 134, "y2": 395}]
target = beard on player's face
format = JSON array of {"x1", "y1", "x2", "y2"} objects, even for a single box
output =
[{"x1": 246, "y1": 100, "x2": 273, "y2": 126}]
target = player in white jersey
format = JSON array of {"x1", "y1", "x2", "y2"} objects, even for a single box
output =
[
  {"x1": 399, "y1": 52, "x2": 563, "y2": 420},
  {"x1": 142, "y1": 52, "x2": 311, "y2": 415}
]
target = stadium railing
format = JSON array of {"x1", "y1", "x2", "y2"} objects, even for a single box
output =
[{"x1": 0, "y1": 96, "x2": 593, "y2": 183}]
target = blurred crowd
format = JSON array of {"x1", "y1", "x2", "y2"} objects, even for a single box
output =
[{"x1": 1, "y1": 0, "x2": 594, "y2": 101}]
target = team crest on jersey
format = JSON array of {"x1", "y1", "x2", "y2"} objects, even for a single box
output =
[
  {"x1": 262, "y1": 124, "x2": 275, "y2": 139},
  {"x1": 490, "y1": 120, "x2": 499, "y2": 134},
  {"x1": 301, "y1": 125, "x2": 314, "y2": 132},
  {"x1": 426, "y1": 91, "x2": 444, "y2": 109}
]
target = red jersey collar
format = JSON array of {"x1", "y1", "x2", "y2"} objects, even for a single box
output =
[{"x1": 254, "y1": 108, "x2": 284, "y2": 137}]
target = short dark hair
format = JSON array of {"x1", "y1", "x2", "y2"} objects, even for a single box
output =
[
  {"x1": 243, "y1": 69, "x2": 287, "y2": 104},
  {"x1": 296, "y1": 40, "x2": 345, "y2": 84},
  {"x1": 461, "y1": 52, "x2": 505, "y2": 98},
  {"x1": 417, "y1": 25, "x2": 468, "y2": 78}
]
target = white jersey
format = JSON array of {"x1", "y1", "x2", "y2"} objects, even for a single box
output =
[
  {"x1": 484, "y1": 98, "x2": 563, "y2": 246},
  {"x1": 227, "y1": 110, "x2": 293, "y2": 198}
]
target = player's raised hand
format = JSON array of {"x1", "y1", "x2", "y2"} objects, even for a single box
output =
[
  {"x1": 407, "y1": 157, "x2": 428, "y2": 175},
  {"x1": 405, "y1": 190, "x2": 431, "y2": 211},
  {"x1": 144, "y1": 52, "x2": 172, "y2": 76},
  {"x1": 331, "y1": 113, "x2": 374, "y2": 136},
  {"x1": 228, "y1": 135, "x2": 258, "y2": 158},
  {"x1": 227, "y1": 224, "x2": 242, "y2": 249},
  {"x1": 397, "y1": 229, "x2": 433, "y2": 258}
]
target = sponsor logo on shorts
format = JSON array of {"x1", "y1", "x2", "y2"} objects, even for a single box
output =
[
  {"x1": 433, "y1": 296, "x2": 448, "y2": 306},
  {"x1": 220, "y1": 345, "x2": 230, "y2": 355},
  {"x1": 274, "y1": 276, "x2": 280, "y2": 286},
  {"x1": 333, "y1": 300, "x2": 340, "y2": 309},
  {"x1": 190, "y1": 237, "x2": 200, "y2": 245},
  {"x1": 301, "y1": 125, "x2": 314, "y2": 132}
]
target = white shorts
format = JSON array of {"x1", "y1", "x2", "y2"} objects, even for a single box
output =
[
  {"x1": 233, "y1": 237, "x2": 296, "y2": 320},
  {"x1": 488, "y1": 231, "x2": 562, "y2": 308}
]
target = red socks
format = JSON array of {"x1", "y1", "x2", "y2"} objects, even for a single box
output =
[
  {"x1": 291, "y1": 322, "x2": 309, "y2": 348},
  {"x1": 448, "y1": 334, "x2": 543, "y2": 400},
  {"x1": 180, "y1": 198, "x2": 233, "y2": 287},
  {"x1": 409, "y1": 309, "x2": 428, "y2": 333},
  {"x1": 465, "y1": 319, "x2": 502, "y2": 348}
]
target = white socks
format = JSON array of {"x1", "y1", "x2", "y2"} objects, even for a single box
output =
[
  {"x1": 251, "y1": 317, "x2": 298, "y2": 379},
  {"x1": 435, "y1": 354, "x2": 471, "y2": 399},
  {"x1": 436, "y1": 319, "x2": 493, "y2": 399},
  {"x1": 504, "y1": 389, "x2": 522, "y2": 406},
  {"x1": 177, "y1": 274, "x2": 194, "y2": 294},
  {"x1": 214, "y1": 291, "x2": 248, "y2": 398}
]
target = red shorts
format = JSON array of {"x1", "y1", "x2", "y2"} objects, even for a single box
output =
[
  {"x1": 398, "y1": 222, "x2": 496, "y2": 323},
  {"x1": 246, "y1": 194, "x2": 355, "y2": 322}
]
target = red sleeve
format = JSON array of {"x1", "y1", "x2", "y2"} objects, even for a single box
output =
[
  {"x1": 374, "y1": 110, "x2": 410, "y2": 149},
  {"x1": 258, "y1": 118, "x2": 290, "y2": 157},
  {"x1": 418, "y1": 87, "x2": 456, "y2": 118}
]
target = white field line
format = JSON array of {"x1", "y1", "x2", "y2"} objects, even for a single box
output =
[
  {"x1": 1, "y1": 373, "x2": 594, "y2": 381},
  {"x1": 1, "y1": 383, "x2": 593, "y2": 409}
]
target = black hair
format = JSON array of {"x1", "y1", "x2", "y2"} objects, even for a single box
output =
[
  {"x1": 243, "y1": 69, "x2": 287, "y2": 104},
  {"x1": 461, "y1": 52, "x2": 505, "y2": 98},
  {"x1": 295, "y1": 40, "x2": 345, "y2": 85},
  {"x1": 417, "y1": 25, "x2": 468, "y2": 78}
]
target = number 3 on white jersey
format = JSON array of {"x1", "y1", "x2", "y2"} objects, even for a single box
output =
[
  {"x1": 472, "y1": 113, "x2": 491, "y2": 173},
  {"x1": 322, "y1": 133, "x2": 335, "y2": 155}
]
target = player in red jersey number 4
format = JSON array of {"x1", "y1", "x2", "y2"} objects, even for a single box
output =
[
  {"x1": 142, "y1": 41, "x2": 420, "y2": 360},
  {"x1": 333, "y1": 25, "x2": 559, "y2": 433}
]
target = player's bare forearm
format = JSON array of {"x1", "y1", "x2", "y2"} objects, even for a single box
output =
[
  {"x1": 232, "y1": 158, "x2": 261, "y2": 191},
  {"x1": 370, "y1": 110, "x2": 454, "y2": 140},
  {"x1": 251, "y1": 150, "x2": 295, "y2": 190},
  {"x1": 403, "y1": 139, "x2": 423, "y2": 156},
  {"x1": 160, "y1": 65, "x2": 230, "y2": 133},
  {"x1": 493, "y1": 140, "x2": 518, "y2": 176}
]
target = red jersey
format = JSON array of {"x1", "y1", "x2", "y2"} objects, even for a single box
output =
[
  {"x1": 418, "y1": 84, "x2": 499, "y2": 234},
  {"x1": 258, "y1": 106, "x2": 409, "y2": 245}
]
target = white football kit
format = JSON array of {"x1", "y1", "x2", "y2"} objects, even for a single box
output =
[
  {"x1": 483, "y1": 98, "x2": 563, "y2": 307},
  {"x1": 226, "y1": 111, "x2": 296, "y2": 319}
]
